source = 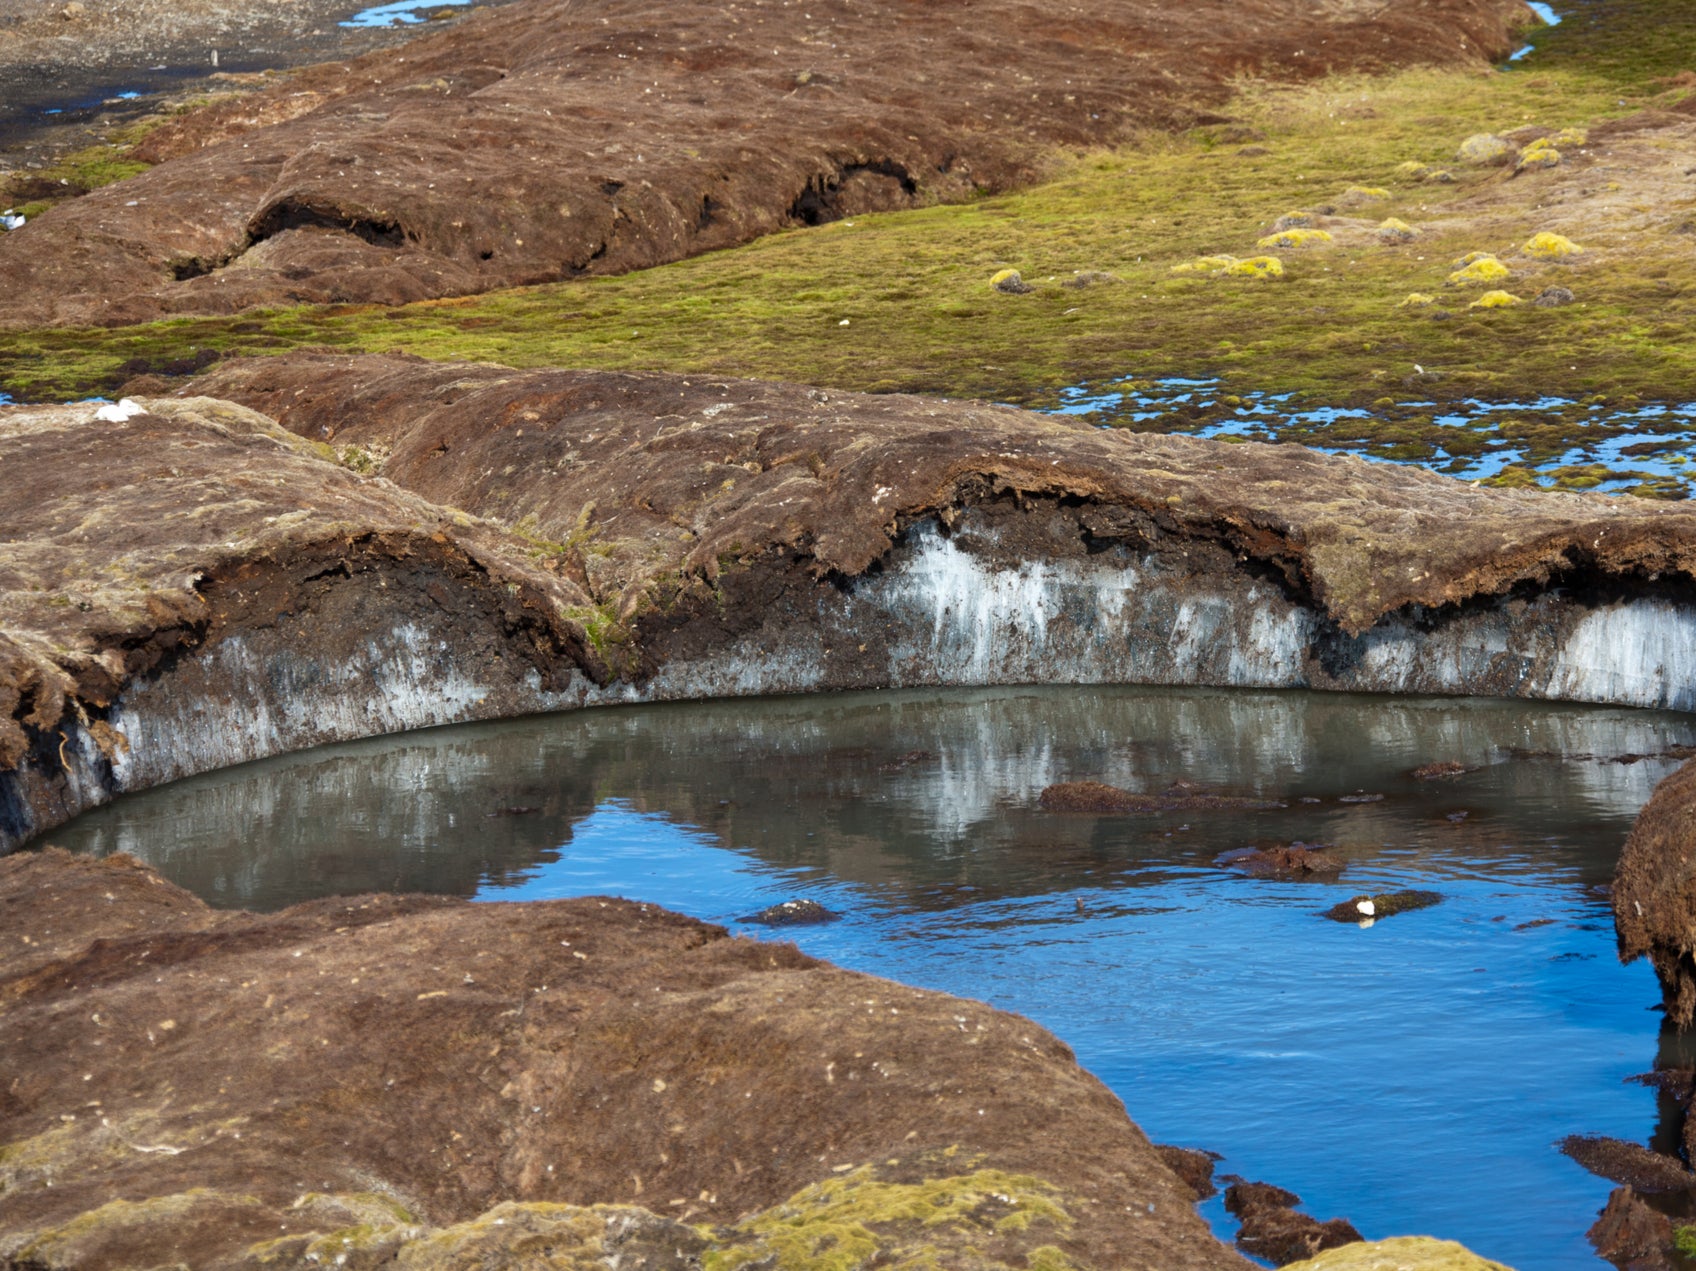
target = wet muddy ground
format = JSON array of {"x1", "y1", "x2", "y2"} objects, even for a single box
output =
[{"x1": 0, "y1": 0, "x2": 518, "y2": 166}]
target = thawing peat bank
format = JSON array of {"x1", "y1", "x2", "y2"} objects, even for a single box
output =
[
  {"x1": 9, "y1": 0, "x2": 1696, "y2": 1264},
  {"x1": 9, "y1": 357, "x2": 1696, "y2": 1267}
]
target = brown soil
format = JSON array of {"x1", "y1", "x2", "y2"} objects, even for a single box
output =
[
  {"x1": 1223, "y1": 1179, "x2": 1363, "y2": 1266},
  {"x1": 177, "y1": 352, "x2": 1696, "y2": 640},
  {"x1": 1157, "y1": 1146, "x2": 1224, "y2": 1202},
  {"x1": 0, "y1": 394, "x2": 598, "y2": 846},
  {"x1": 0, "y1": 847, "x2": 1246, "y2": 1270},
  {"x1": 1615, "y1": 758, "x2": 1696, "y2": 1026},
  {"x1": 0, "y1": 0, "x2": 527, "y2": 171},
  {"x1": 1560, "y1": 1135, "x2": 1696, "y2": 1195},
  {"x1": 1040, "y1": 780, "x2": 1287, "y2": 813},
  {"x1": 0, "y1": 0, "x2": 1526, "y2": 329},
  {"x1": 1588, "y1": 1187, "x2": 1681, "y2": 1271},
  {"x1": 6, "y1": 351, "x2": 1696, "y2": 849}
]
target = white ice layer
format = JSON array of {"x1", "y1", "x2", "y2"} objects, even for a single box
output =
[
  {"x1": 858, "y1": 521, "x2": 1696, "y2": 710},
  {"x1": 866, "y1": 523, "x2": 1312, "y2": 688},
  {"x1": 1543, "y1": 602, "x2": 1696, "y2": 711},
  {"x1": 12, "y1": 516, "x2": 1696, "y2": 852},
  {"x1": 109, "y1": 624, "x2": 572, "y2": 790}
]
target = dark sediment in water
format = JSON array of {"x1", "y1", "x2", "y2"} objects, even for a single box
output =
[
  {"x1": 1040, "y1": 780, "x2": 1286, "y2": 813},
  {"x1": 1218, "y1": 843, "x2": 1345, "y2": 878}
]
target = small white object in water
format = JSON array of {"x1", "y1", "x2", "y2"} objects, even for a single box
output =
[
  {"x1": 1526, "y1": 1, "x2": 1561, "y2": 24},
  {"x1": 0, "y1": 212, "x2": 22, "y2": 231},
  {"x1": 94, "y1": 398, "x2": 147, "y2": 422},
  {"x1": 1356, "y1": 899, "x2": 1376, "y2": 916}
]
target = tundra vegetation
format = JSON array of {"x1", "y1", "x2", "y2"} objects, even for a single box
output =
[{"x1": 3, "y1": 0, "x2": 1696, "y2": 499}]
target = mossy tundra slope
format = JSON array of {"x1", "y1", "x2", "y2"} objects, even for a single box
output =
[{"x1": 4, "y1": 0, "x2": 1695, "y2": 495}]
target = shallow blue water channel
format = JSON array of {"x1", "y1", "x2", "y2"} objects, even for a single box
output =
[
  {"x1": 45, "y1": 685, "x2": 1696, "y2": 1268},
  {"x1": 1043, "y1": 375, "x2": 1696, "y2": 498}
]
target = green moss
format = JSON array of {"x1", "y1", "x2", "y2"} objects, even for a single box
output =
[
  {"x1": 337, "y1": 444, "x2": 382, "y2": 475},
  {"x1": 3, "y1": 1, "x2": 1695, "y2": 486},
  {"x1": 1523, "y1": 231, "x2": 1583, "y2": 260},
  {"x1": 1447, "y1": 257, "x2": 1511, "y2": 287},
  {"x1": 15, "y1": 1188, "x2": 264, "y2": 1259},
  {"x1": 1224, "y1": 255, "x2": 1283, "y2": 279},
  {"x1": 1, "y1": 129, "x2": 159, "y2": 217},
  {"x1": 1257, "y1": 228, "x2": 1333, "y2": 250},
  {"x1": 1468, "y1": 290, "x2": 1522, "y2": 309},
  {"x1": 704, "y1": 1166, "x2": 1073, "y2": 1271}
]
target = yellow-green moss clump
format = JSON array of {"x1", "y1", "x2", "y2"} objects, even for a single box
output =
[
  {"x1": 1257, "y1": 228, "x2": 1333, "y2": 249},
  {"x1": 1447, "y1": 255, "x2": 1511, "y2": 286},
  {"x1": 989, "y1": 268, "x2": 1033, "y2": 294},
  {"x1": 1224, "y1": 255, "x2": 1284, "y2": 278},
  {"x1": 1469, "y1": 290, "x2": 1523, "y2": 309},
  {"x1": 1524, "y1": 231, "x2": 1583, "y2": 259},
  {"x1": 1457, "y1": 133, "x2": 1514, "y2": 165},
  {"x1": 1376, "y1": 218, "x2": 1418, "y2": 243},
  {"x1": 1284, "y1": 1235, "x2": 1516, "y2": 1270},
  {"x1": 1170, "y1": 254, "x2": 1240, "y2": 275},
  {"x1": 1515, "y1": 137, "x2": 1562, "y2": 171},
  {"x1": 1399, "y1": 292, "x2": 1436, "y2": 307},
  {"x1": 1396, "y1": 161, "x2": 1456, "y2": 183},
  {"x1": 1339, "y1": 185, "x2": 1391, "y2": 205},
  {"x1": 705, "y1": 1167, "x2": 1075, "y2": 1271}
]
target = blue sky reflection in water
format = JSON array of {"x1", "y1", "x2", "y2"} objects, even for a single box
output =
[
  {"x1": 49, "y1": 686, "x2": 1696, "y2": 1269},
  {"x1": 339, "y1": 0, "x2": 470, "y2": 27},
  {"x1": 490, "y1": 803, "x2": 1659, "y2": 1270},
  {"x1": 1042, "y1": 375, "x2": 1696, "y2": 497}
]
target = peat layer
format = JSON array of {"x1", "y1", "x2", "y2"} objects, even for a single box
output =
[
  {"x1": 0, "y1": 0, "x2": 1525, "y2": 329},
  {"x1": 1616, "y1": 760, "x2": 1696, "y2": 1028},
  {"x1": 0, "y1": 847, "x2": 1242, "y2": 1269},
  {"x1": 0, "y1": 0, "x2": 531, "y2": 169},
  {"x1": 8, "y1": 350, "x2": 1696, "y2": 854}
]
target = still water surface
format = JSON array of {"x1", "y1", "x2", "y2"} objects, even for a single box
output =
[{"x1": 46, "y1": 686, "x2": 1696, "y2": 1268}]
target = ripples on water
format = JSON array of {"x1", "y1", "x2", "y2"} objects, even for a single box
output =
[{"x1": 45, "y1": 686, "x2": 1696, "y2": 1268}]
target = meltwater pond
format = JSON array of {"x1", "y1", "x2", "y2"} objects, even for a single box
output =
[{"x1": 45, "y1": 685, "x2": 1696, "y2": 1269}]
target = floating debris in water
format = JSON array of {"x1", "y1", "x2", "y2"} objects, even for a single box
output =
[
  {"x1": 1323, "y1": 890, "x2": 1443, "y2": 923},
  {"x1": 1217, "y1": 844, "x2": 1345, "y2": 879},
  {"x1": 737, "y1": 898, "x2": 840, "y2": 926}
]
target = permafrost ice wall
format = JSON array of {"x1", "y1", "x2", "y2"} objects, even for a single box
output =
[{"x1": 10, "y1": 513, "x2": 1696, "y2": 850}]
